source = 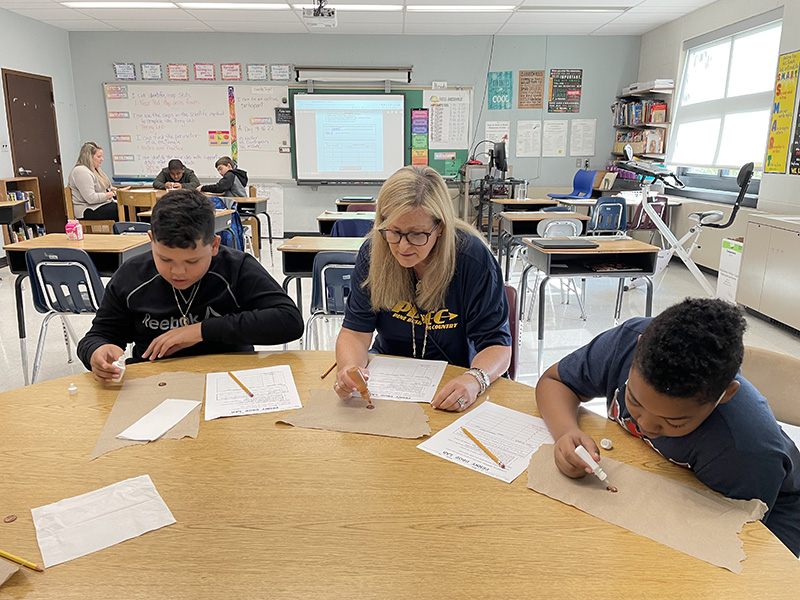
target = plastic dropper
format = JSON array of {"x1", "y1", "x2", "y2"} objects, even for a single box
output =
[{"x1": 347, "y1": 366, "x2": 373, "y2": 407}]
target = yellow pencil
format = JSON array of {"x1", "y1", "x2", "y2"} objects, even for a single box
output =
[
  {"x1": 227, "y1": 371, "x2": 254, "y2": 397},
  {"x1": 0, "y1": 548, "x2": 44, "y2": 572},
  {"x1": 462, "y1": 427, "x2": 505, "y2": 469},
  {"x1": 320, "y1": 361, "x2": 337, "y2": 379}
]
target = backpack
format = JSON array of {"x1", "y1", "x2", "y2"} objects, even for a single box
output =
[{"x1": 210, "y1": 196, "x2": 245, "y2": 251}]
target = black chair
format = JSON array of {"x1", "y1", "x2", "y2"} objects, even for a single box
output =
[
  {"x1": 113, "y1": 221, "x2": 151, "y2": 235},
  {"x1": 305, "y1": 251, "x2": 358, "y2": 350}
]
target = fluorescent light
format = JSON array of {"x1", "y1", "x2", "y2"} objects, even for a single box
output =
[
  {"x1": 406, "y1": 5, "x2": 515, "y2": 12},
  {"x1": 62, "y1": 1, "x2": 177, "y2": 7},
  {"x1": 292, "y1": 4, "x2": 402, "y2": 10},
  {"x1": 178, "y1": 2, "x2": 290, "y2": 8},
  {"x1": 517, "y1": 6, "x2": 627, "y2": 13}
]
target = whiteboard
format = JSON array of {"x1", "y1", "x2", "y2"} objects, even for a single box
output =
[{"x1": 104, "y1": 83, "x2": 291, "y2": 180}]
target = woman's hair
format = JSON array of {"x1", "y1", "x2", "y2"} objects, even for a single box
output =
[
  {"x1": 75, "y1": 141, "x2": 111, "y2": 189},
  {"x1": 365, "y1": 165, "x2": 479, "y2": 312}
]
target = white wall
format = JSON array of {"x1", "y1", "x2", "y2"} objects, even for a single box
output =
[
  {"x1": 0, "y1": 8, "x2": 81, "y2": 180},
  {"x1": 67, "y1": 32, "x2": 640, "y2": 232}
]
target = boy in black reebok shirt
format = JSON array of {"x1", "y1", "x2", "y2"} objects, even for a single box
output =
[{"x1": 77, "y1": 189, "x2": 303, "y2": 382}]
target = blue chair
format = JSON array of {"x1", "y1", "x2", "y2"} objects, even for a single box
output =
[
  {"x1": 113, "y1": 221, "x2": 151, "y2": 235},
  {"x1": 587, "y1": 196, "x2": 627, "y2": 235},
  {"x1": 547, "y1": 169, "x2": 597, "y2": 200},
  {"x1": 305, "y1": 251, "x2": 358, "y2": 350},
  {"x1": 331, "y1": 219, "x2": 373, "y2": 237},
  {"x1": 25, "y1": 248, "x2": 106, "y2": 384}
]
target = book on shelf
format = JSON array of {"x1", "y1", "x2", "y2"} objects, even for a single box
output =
[
  {"x1": 645, "y1": 129, "x2": 665, "y2": 154},
  {"x1": 649, "y1": 102, "x2": 667, "y2": 123}
]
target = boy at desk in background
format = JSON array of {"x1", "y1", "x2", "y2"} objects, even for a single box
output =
[
  {"x1": 152, "y1": 158, "x2": 201, "y2": 191},
  {"x1": 536, "y1": 298, "x2": 800, "y2": 556},
  {"x1": 198, "y1": 156, "x2": 248, "y2": 198},
  {"x1": 77, "y1": 189, "x2": 303, "y2": 380}
]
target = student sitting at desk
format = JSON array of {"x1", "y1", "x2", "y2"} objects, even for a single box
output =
[
  {"x1": 77, "y1": 189, "x2": 303, "y2": 381},
  {"x1": 69, "y1": 141, "x2": 127, "y2": 221},
  {"x1": 198, "y1": 156, "x2": 248, "y2": 198},
  {"x1": 334, "y1": 165, "x2": 512, "y2": 412},
  {"x1": 536, "y1": 298, "x2": 800, "y2": 556},
  {"x1": 152, "y1": 159, "x2": 201, "y2": 191}
]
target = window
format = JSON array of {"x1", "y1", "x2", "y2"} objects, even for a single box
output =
[{"x1": 668, "y1": 17, "x2": 782, "y2": 200}]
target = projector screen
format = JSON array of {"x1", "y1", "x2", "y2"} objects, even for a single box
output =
[{"x1": 294, "y1": 94, "x2": 405, "y2": 184}]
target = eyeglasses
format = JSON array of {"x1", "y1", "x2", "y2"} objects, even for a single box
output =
[{"x1": 379, "y1": 222, "x2": 440, "y2": 246}]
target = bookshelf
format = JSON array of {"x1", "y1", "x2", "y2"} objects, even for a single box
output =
[
  {"x1": 1, "y1": 177, "x2": 42, "y2": 243},
  {"x1": 611, "y1": 83, "x2": 673, "y2": 161}
]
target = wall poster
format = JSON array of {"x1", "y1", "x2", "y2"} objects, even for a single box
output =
[
  {"x1": 548, "y1": 69, "x2": 582, "y2": 113},
  {"x1": 767, "y1": 50, "x2": 800, "y2": 174}
]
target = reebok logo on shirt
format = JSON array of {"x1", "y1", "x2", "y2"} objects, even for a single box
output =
[
  {"x1": 142, "y1": 313, "x2": 199, "y2": 330},
  {"x1": 390, "y1": 301, "x2": 459, "y2": 330}
]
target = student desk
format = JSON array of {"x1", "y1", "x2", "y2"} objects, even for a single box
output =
[
  {"x1": 278, "y1": 236, "x2": 364, "y2": 314},
  {"x1": 2, "y1": 234, "x2": 151, "y2": 386},
  {"x1": 138, "y1": 209, "x2": 239, "y2": 250},
  {"x1": 316, "y1": 211, "x2": 376, "y2": 235},
  {"x1": 236, "y1": 197, "x2": 272, "y2": 254},
  {"x1": 335, "y1": 198, "x2": 375, "y2": 211},
  {"x1": 486, "y1": 198, "x2": 558, "y2": 250},
  {"x1": 2, "y1": 351, "x2": 798, "y2": 598},
  {"x1": 519, "y1": 237, "x2": 659, "y2": 374},
  {"x1": 497, "y1": 211, "x2": 591, "y2": 280}
]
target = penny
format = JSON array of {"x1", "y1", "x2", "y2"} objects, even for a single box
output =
[
  {"x1": 606, "y1": 486, "x2": 618, "y2": 493},
  {"x1": 158, "y1": 382, "x2": 167, "y2": 387},
  {"x1": 366, "y1": 404, "x2": 375, "y2": 410},
  {"x1": 4, "y1": 515, "x2": 17, "y2": 523}
]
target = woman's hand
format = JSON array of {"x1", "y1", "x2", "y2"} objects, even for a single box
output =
[
  {"x1": 431, "y1": 373, "x2": 480, "y2": 412},
  {"x1": 105, "y1": 190, "x2": 114, "y2": 200},
  {"x1": 553, "y1": 429, "x2": 600, "y2": 478},
  {"x1": 334, "y1": 365, "x2": 369, "y2": 400}
]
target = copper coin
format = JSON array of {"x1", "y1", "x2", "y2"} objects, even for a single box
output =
[
  {"x1": 4, "y1": 515, "x2": 17, "y2": 523},
  {"x1": 158, "y1": 382, "x2": 167, "y2": 387},
  {"x1": 366, "y1": 404, "x2": 375, "y2": 410},
  {"x1": 606, "y1": 485, "x2": 618, "y2": 493}
]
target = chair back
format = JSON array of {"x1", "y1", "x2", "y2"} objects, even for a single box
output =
[
  {"x1": 113, "y1": 221, "x2": 151, "y2": 235},
  {"x1": 331, "y1": 219, "x2": 374, "y2": 237},
  {"x1": 587, "y1": 196, "x2": 626, "y2": 234},
  {"x1": 740, "y1": 346, "x2": 800, "y2": 426},
  {"x1": 25, "y1": 247, "x2": 105, "y2": 315},
  {"x1": 547, "y1": 169, "x2": 598, "y2": 200},
  {"x1": 346, "y1": 203, "x2": 376, "y2": 212},
  {"x1": 504, "y1": 285, "x2": 519, "y2": 381},
  {"x1": 64, "y1": 186, "x2": 75, "y2": 220},
  {"x1": 629, "y1": 196, "x2": 669, "y2": 231},
  {"x1": 310, "y1": 251, "x2": 358, "y2": 315},
  {"x1": 117, "y1": 189, "x2": 158, "y2": 222},
  {"x1": 537, "y1": 218, "x2": 582, "y2": 237},
  {"x1": 249, "y1": 185, "x2": 257, "y2": 198}
]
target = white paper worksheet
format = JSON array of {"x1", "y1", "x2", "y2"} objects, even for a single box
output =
[
  {"x1": 205, "y1": 365, "x2": 302, "y2": 420},
  {"x1": 417, "y1": 401, "x2": 555, "y2": 483},
  {"x1": 366, "y1": 356, "x2": 447, "y2": 404}
]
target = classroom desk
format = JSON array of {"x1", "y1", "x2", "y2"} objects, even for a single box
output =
[
  {"x1": 2, "y1": 234, "x2": 151, "y2": 386},
  {"x1": 138, "y1": 209, "x2": 239, "y2": 250},
  {"x1": 278, "y1": 236, "x2": 365, "y2": 314},
  {"x1": 497, "y1": 211, "x2": 591, "y2": 280},
  {"x1": 236, "y1": 197, "x2": 272, "y2": 254},
  {"x1": 519, "y1": 237, "x2": 659, "y2": 374},
  {"x1": 0, "y1": 200, "x2": 30, "y2": 241},
  {"x1": 487, "y1": 198, "x2": 558, "y2": 250},
  {"x1": 2, "y1": 350, "x2": 798, "y2": 599},
  {"x1": 335, "y1": 198, "x2": 375, "y2": 211},
  {"x1": 316, "y1": 211, "x2": 376, "y2": 235}
]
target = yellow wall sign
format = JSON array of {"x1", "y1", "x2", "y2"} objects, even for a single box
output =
[{"x1": 765, "y1": 50, "x2": 800, "y2": 173}]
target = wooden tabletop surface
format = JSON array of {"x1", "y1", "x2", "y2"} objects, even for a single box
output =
[
  {"x1": 316, "y1": 211, "x2": 376, "y2": 220},
  {"x1": 2, "y1": 233, "x2": 150, "y2": 253},
  {"x1": 524, "y1": 236, "x2": 660, "y2": 254},
  {"x1": 499, "y1": 211, "x2": 591, "y2": 221},
  {"x1": 277, "y1": 236, "x2": 365, "y2": 252},
  {"x1": 1, "y1": 351, "x2": 798, "y2": 599},
  {"x1": 490, "y1": 198, "x2": 558, "y2": 206},
  {"x1": 138, "y1": 208, "x2": 234, "y2": 218}
]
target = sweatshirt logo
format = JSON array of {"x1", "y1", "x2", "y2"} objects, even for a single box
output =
[
  {"x1": 142, "y1": 313, "x2": 199, "y2": 331},
  {"x1": 390, "y1": 301, "x2": 459, "y2": 331}
]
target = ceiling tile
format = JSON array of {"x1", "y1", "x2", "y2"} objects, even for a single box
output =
[
  {"x1": 404, "y1": 12, "x2": 511, "y2": 24},
  {"x1": 610, "y1": 12, "x2": 682, "y2": 24},
  {"x1": 592, "y1": 23, "x2": 658, "y2": 35},
  {"x1": 403, "y1": 23, "x2": 502, "y2": 34},
  {"x1": 70, "y1": 8, "x2": 187, "y2": 20},
  {"x1": 310, "y1": 22, "x2": 404, "y2": 33},
  {"x1": 102, "y1": 19, "x2": 213, "y2": 31},
  {"x1": 185, "y1": 8, "x2": 299, "y2": 22},
  {"x1": 519, "y1": 0, "x2": 638, "y2": 6},
  {"x1": 507, "y1": 12, "x2": 619, "y2": 25},
  {"x1": 207, "y1": 20, "x2": 309, "y2": 32},
  {"x1": 12, "y1": 7, "x2": 87, "y2": 19},
  {"x1": 500, "y1": 22, "x2": 602, "y2": 35},
  {"x1": 41, "y1": 18, "x2": 119, "y2": 30}
]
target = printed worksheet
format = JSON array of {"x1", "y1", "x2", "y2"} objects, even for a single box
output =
[
  {"x1": 366, "y1": 356, "x2": 447, "y2": 404},
  {"x1": 205, "y1": 365, "x2": 302, "y2": 421},
  {"x1": 418, "y1": 401, "x2": 554, "y2": 483}
]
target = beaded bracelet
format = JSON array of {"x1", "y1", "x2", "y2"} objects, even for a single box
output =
[{"x1": 464, "y1": 368, "x2": 490, "y2": 395}]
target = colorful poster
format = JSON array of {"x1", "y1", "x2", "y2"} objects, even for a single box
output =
[
  {"x1": 105, "y1": 84, "x2": 128, "y2": 100},
  {"x1": 141, "y1": 63, "x2": 162, "y2": 81},
  {"x1": 766, "y1": 50, "x2": 800, "y2": 173},
  {"x1": 221, "y1": 63, "x2": 242, "y2": 81},
  {"x1": 227, "y1": 86, "x2": 238, "y2": 164},
  {"x1": 270, "y1": 64, "x2": 292, "y2": 81},
  {"x1": 113, "y1": 62, "x2": 136, "y2": 81},
  {"x1": 194, "y1": 63, "x2": 216, "y2": 81},
  {"x1": 208, "y1": 131, "x2": 231, "y2": 146},
  {"x1": 789, "y1": 102, "x2": 800, "y2": 175},
  {"x1": 411, "y1": 109, "x2": 429, "y2": 165},
  {"x1": 247, "y1": 64, "x2": 268, "y2": 81},
  {"x1": 167, "y1": 63, "x2": 189, "y2": 81},
  {"x1": 518, "y1": 70, "x2": 544, "y2": 109},
  {"x1": 488, "y1": 71, "x2": 513, "y2": 110},
  {"x1": 548, "y1": 69, "x2": 583, "y2": 113},
  {"x1": 411, "y1": 148, "x2": 428, "y2": 166}
]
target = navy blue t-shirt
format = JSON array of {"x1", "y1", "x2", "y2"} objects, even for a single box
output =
[
  {"x1": 342, "y1": 230, "x2": 512, "y2": 368},
  {"x1": 558, "y1": 317, "x2": 800, "y2": 556}
]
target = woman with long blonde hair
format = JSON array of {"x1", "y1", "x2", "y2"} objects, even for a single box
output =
[
  {"x1": 68, "y1": 141, "x2": 124, "y2": 220},
  {"x1": 334, "y1": 165, "x2": 511, "y2": 412}
]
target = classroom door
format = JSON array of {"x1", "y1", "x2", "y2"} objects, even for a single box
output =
[{"x1": 2, "y1": 69, "x2": 67, "y2": 232}]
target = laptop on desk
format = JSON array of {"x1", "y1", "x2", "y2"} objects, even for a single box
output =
[{"x1": 531, "y1": 238, "x2": 600, "y2": 249}]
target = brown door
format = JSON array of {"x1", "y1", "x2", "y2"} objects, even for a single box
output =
[{"x1": 3, "y1": 69, "x2": 67, "y2": 233}]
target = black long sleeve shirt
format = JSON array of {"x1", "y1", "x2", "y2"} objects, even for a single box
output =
[{"x1": 77, "y1": 245, "x2": 303, "y2": 369}]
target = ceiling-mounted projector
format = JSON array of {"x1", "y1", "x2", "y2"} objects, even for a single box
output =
[{"x1": 302, "y1": 7, "x2": 337, "y2": 28}]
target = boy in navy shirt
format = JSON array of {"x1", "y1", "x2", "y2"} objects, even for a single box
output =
[{"x1": 537, "y1": 298, "x2": 800, "y2": 556}]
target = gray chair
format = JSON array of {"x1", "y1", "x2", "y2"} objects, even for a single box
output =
[{"x1": 536, "y1": 218, "x2": 583, "y2": 238}]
